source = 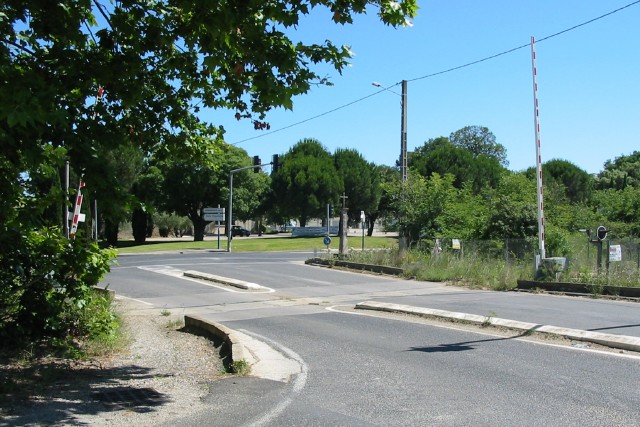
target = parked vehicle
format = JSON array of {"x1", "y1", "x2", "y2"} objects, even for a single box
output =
[{"x1": 231, "y1": 225, "x2": 251, "y2": 237}]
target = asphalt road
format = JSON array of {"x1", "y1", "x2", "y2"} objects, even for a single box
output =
[{"x1": 103, "y1": 251, "x2": 640, "y2": 426}]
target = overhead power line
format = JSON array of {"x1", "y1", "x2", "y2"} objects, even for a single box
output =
[{"x1": 230, "y1": 0, "x2": 640, "y2": 146}]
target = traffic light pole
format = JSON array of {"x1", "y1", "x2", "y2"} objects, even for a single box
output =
[{"x1": 227, "y1": 161, "x2": 274, "y2": 252}]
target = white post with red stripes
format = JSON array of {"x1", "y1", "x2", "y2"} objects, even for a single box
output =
[
  {"x1": 69, "y1": 180, "x2": 85, "y2": 240},
  {"x1": 92, "y1": 86, "x2": 104, "y2": 120},
  {"x1": 531, "y1": 36, "x2": 546, "y2": 260}
]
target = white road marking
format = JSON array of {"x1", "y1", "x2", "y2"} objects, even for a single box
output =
[
  {"x1": 116, "y1": 295, "x2": 154, "y2": 306},
  {"x1": 238, "y1": 330, "x2": 308, "y2": 427},
  {"x1": 325, "y1": 305, "x2": 640, "y2": 361}
]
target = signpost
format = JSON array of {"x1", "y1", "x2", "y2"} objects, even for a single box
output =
[
  {"x1": 203, "y1": 207, "x2": 224, "y2": 222},
  {"x1": 204, "y1": 207, "x2": 225, "y2": 249},
  {"x1": 360, "y1": 210, "x2": 365, "y2": 251}
]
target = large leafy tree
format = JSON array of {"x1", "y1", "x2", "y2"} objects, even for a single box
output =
[
  {"x1": 1, "y1": 1, "x2": 417, "y2": 342},
  {"x1": 2, "y1": 0, "x2": 417, "y2": 237},
  {"x1": 271, "y1": 139, "x2": 343, "y2": 226},
  {"x1": 160, "y1": 145, "x2": 265, "y2": 241},
  {"x1": 449, "y1": 126, "x2": 508, "y2": 167},
  {"x1": 334, "y1": 149, "x2": 381, "y2": 232},
  {"x1": 410, "y1": 136, "x2": 504, "y2": 193}
]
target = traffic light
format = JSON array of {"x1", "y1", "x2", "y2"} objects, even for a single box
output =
[
  {"x1": 596, "y1": 225, "x2": 608, "y2": 241},
  {"x1": 272, "y1": 154, "x2": 279, "y2": 173},
  {"x1": 253, "y1": 155, "x2": 261, "y2": 173},
  {"x1": 329, "y1": 204, "x2": 333, "y2": 217}
]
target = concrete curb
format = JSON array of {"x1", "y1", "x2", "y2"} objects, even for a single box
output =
[
  {"x1": 305, "y1": 258, "x2": 404, "y2": 276},
  {"x1": 183, "y1": 270, "x2": 263, "y2": 290},
  {"x1": 184, "y1": 315, "x2": 256, "y2": 369},
  {"x1": 355, "y1": 301, "x2": 640, "y2": 353}
]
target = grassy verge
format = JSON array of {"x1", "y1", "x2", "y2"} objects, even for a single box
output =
[
  {"x1": 115, "y1": 235, "x2": 399, "y2": 253},
  {"x1": 347, "y1": 249, "x2": 531, "y2": 291}
]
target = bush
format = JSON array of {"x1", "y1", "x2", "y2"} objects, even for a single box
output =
[{"x1": 0, "y1": 226, "x2": 116, "y2": 351}]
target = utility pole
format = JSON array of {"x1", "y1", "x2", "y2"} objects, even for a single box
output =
[
  {"x1": 399, "y1": 80, "x2": 408, "y2": 250},
  {"x1": 400, "y1": 79, "x2": 408, "y2": 183}
]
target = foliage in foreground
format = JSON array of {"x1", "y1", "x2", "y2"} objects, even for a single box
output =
[{"x1": 0, "y1": 227, "x2": 118, "y2": 356}]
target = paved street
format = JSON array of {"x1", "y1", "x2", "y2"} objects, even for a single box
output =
[{"x1": 103, "y1": 251, "x2": 640, "y2": 426}]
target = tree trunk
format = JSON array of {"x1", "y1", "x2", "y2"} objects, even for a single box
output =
[
  {"x1": 367, "y1": 213, "x2": 378, "y2": 237},
  {"x1": 192, "y1": 215, "x2": 206, "y2": 241},
  {"x1": 105, "y1": 219, "x2": 119, "y2": 247},
  {"x1": 132, "y1": 208, "x2": 147, "y2": 244}
]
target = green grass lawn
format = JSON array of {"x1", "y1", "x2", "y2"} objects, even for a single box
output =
[{"x1": 115, "y1": 235, "x2": 399, "y2": 254}]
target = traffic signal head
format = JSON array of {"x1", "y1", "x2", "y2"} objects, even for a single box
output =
[
  {"x1": 596, "y1": 225, "x2": 608, "y2": 241},
  {"x1": 253, "y1": 155, "x2": 261, "y2": 173},
  {"x1": 272, "y1": 154, "x2": 279, "y2": 173}
]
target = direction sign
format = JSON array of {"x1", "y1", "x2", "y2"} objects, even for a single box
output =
[
  {"x1": 204, "y1": 213, "x2": 225, "y2": 221},
  {"x1": 204, "y1": 207, "x2": 224, "y2": 214}
]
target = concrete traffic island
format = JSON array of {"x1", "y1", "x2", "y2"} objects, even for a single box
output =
[
  {"x1": 355, "y1": 301, "x2": 640, "y2": 353},
  {"x1": 305, "y1": 257, "x2": 403, "y2": 276},
  {"x1": 183, "y1": 270, "x2": 264, "y2": 290}
]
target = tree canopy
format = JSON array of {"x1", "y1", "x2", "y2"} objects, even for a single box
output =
[
  {"x1": 449, "y1": 125, "x2": 508, "y2": 167},
  {"x1": 0, "y1": 0, "x2": 418, "y2": 345},
  {"x1": 334, "y1": 148, "x2": 381, "y2": 227},
  {"x1": 271, "y1": 139, "x2": 343, "y2": 226},
  {"x1": 526, "y1": 159, "x2": 593, "y2": 203},
  {"x1": 594, "y1": 151, "x2": 640, "y2": 190},
  {"x1": 410, "y1": 135, "x2": 504, "y2": 193}
]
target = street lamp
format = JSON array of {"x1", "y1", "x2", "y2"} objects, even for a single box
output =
[
  {"x1": 372, "y1": 80, "x2": 408, "y2": 182},
  {"x1": 373, "y1": 80, "x2": 409, "y2": 251}
]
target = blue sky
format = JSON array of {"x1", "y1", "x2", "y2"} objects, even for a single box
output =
[{"x1": 206, "y1": 0, "x2": 639, "y2": 174}]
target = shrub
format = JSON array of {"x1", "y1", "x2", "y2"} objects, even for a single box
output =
[{"x1": 0, "y1": 226, "x2": 116, "y2": 352}]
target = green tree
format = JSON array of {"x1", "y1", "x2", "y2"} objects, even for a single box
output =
[
  {"x1": 594, "y1": 151, "x2": 640, "y2": 190},
  {"x1": 591, "y1": 187, "x2": 640, "y2": 237},
  {"x1": 160, "y1": 145, "x2": 262, "y2": 241},
  {"x1": 526, "y1": 159, "x2": 593, "y2": 203},
  {"x1": 449, "y1": 126, "x2": 508, "y2": 167},
  {"x1": 436, "y1": 184, "x2": 488, "y2": 239},
  {"x1": 387, "y1": 171, "x2": 457, "y2": 245},
  {"x1": 374, "y1": 164, "x2": 401, "y2": 232},
  {"x1": 131, "y1": 162, "x2": 164, "y2": 243},
  {"x1": 1, "y1": 0, "x2": 417, "y2": 345},
  {"x1": 271, "y1": 139, "x2": 343, "y2": 226},
  {"x1": 483, "y1": 172, "x2": 538, "y2": 239},
  {"x1": 410, "y1": 137, "x2": 503, "y2": 193},
  {"x1": 334, "y1": 149, "x2": 381, "y2": 233}
]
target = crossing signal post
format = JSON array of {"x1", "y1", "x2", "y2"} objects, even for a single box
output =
[{"x1": 593, "y1": 225, "x2": 609, "y2": 273}]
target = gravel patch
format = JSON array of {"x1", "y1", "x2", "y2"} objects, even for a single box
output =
[{"x1": 1, "y1": 298, "x2": 226, "y2": 426}]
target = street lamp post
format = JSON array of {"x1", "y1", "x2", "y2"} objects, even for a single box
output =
[
  {"x1": 372, "y1": 80, "x2": 408, "y2": 182},
  {"x1": 373, "y1": 80, "x2": 409, "y2": 250},
  {"x1": 400, "y1": 79, "x2": 408, "y2": 182}
]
